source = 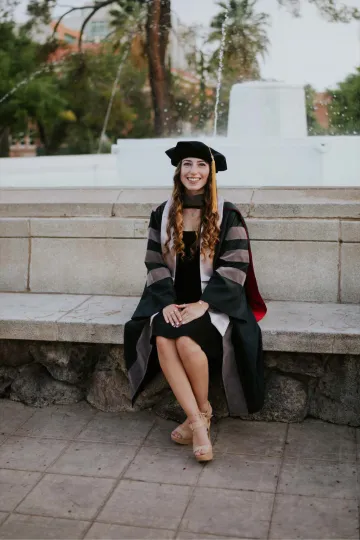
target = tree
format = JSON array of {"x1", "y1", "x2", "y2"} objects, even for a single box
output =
[
  {"x1": 0, "y1": 18, "x2": 153, "y2": 156},
  {"x1": 209, "y1": 0, "x2": 269, "y2": 82},
  {"x1": 49, "y1": 0, "x2": 173, "y2": 136},
  {"x1": 0, "y1": 21, "x2": 67, "y2": 156},
  {"x1": 208, "y1": 0, "x2": 269, "y2": 133},
  {"x1": 327, "y1": 68, "x2": 360, "y2": 135},
  {"x1": 278, "y1": 0, "x2": 360, "y2": 22},
  {"x1": 304, "y1": 84, "x2": 328, "y2": 135}
]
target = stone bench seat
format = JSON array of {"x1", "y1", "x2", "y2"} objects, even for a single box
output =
[{"x1": 1, "y1": 292, "x2": 359, "y2": 354}]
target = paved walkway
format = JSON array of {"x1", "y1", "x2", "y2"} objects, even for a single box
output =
[{"x1": 0, "y1": 399, "x2": 359, "y2": 540}]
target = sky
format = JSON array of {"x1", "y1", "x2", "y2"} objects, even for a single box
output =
[{"x1": 16, "y1": 0, "x2": 360, "y2": 91}]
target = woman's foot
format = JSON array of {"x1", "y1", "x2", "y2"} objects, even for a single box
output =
[
  {"x1": 171, "y1": 402, "x2": 212, "y2": 445},
  {"x1": 171, "y1": 417, "x2": 192, "y2": 445},
  {"x1": 189, "y1": 412, "x2": 213, "y2": 462}
]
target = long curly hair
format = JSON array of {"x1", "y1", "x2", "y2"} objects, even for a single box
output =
[{"x1": 164, "y1": 162, "x2": 220, "y2": 260}]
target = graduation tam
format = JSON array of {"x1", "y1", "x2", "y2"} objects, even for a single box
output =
[{"x1": 165, "y1": 141, "x2": 227, "y2": 213}]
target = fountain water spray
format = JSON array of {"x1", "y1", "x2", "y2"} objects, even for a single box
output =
[
  {"x1": 97, "y1": 40, "x2": 132, "y2": 154},
  {"x1": 97, "y1": 8, "x2": 148, "y2": 153},
  {"x1": 0, "y1": 51, "x2": 79, "y2": 105},
  {"x1": 213, "y1": 6, "x2": 229, "y2": 138}
]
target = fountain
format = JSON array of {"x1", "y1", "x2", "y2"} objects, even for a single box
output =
[
  {"x1": 111, "y1": 81, "x2": 360, "y2": 188},
  {"x1": 2, "y1": 79, "x2": 360, "y2": 188},
  {"x1": 1, "y1": 3, "x2": 360, "y2": 189}
]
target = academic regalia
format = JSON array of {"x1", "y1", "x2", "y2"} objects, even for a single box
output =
[{"x1": 124, "y1": 142, "x2": 267, "y2": 416}]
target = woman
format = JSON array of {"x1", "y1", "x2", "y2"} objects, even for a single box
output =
[{"x1": 124, "y1": 141, "x2": 267, "y2": 463}]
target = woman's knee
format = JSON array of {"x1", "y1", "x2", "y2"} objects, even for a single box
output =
[
  {"x1": 156, "y1": 335, "x2": 173, "y2": 353},
  {"x1": 176, "y1": 336, "x2": 201, "y2": 357}
]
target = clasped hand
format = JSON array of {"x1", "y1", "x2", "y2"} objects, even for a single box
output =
[{"x1": 163, "y1": 302, "x2": 209, "y2": 327}]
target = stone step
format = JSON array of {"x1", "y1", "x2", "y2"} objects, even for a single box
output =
[
  {"x1": 1, "y1": 293, "x2": 359, "y2": 354},
  {"x1": 1, "y1": 187, "x2": 360, "y2": 218},
  {"x1": 1, "y1": 216, "x2": 359, "y2": 303},
  {"x1": 1, "y1": 187, "x2": 359, "y2": 303}
]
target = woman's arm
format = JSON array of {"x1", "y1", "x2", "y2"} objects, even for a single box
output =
[
  {"x1": 200, "y1": 210, "x2": 250, "y2": 320},
  {"x1": 132, "y1": 208, "x2": 176, "y2": 320}
]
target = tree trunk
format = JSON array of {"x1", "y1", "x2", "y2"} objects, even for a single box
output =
[
  {"x1": 0, "y1": 127, "x2": 10, "y2": 158},
  {"x1": 146, "y1": 0, "x2": 172, "y2": 136}
]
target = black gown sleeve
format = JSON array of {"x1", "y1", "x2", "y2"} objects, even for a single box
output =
[
  {"x1": 200, "y1": 210, "x2": 250, "y2": 321},
  {"x1": 132, "y1": 207, "x2": 176, "y2": 320}
]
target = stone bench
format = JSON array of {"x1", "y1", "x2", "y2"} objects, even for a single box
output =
[{"x1": 1, "y1": 292, "x2": 360, "y2": 426}]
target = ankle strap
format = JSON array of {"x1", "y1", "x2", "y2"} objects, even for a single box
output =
[{"x1": 189, "y1": 413, "x2": 207, "y2": 432}]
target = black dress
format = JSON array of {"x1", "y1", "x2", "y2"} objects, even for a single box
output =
[{"x1": 152, "y1": 231, "x2": 223, "y2": 364}]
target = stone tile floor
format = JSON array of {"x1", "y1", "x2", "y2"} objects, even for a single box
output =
[{"x1": 0, "y1": 399, "x2": 359, "y2": 540}]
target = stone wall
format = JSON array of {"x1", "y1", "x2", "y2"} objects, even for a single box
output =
[
  {"x1": 1, "y1": 187, "x2": 360, "y2": 303},
  {"x1": 1, "y1": 339, "x2": 360, "y2": 427}
]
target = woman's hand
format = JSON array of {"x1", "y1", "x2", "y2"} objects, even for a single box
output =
[
  {"x1": 176, "y1": 301, "x2": 209, "y2": 324},
  {"x1": 163, "y1": 304, "x2": 183, "y2": 327}
]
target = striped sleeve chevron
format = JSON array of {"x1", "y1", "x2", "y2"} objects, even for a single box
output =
[
  {"x1": 216, "y1": 223, "x2": 250, "y2": 287},
  {"x1": 200, "y1": 208, "x2": 251, "y2": 321},
  {"x1": 131, "y1": 208, "x2": 176, "y2": 320},
  {"x1": 145, "y1": 213, "x2": 172, "y2": 287}
]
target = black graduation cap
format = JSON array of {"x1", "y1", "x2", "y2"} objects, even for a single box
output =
[{"x1": 165, "y1": 141, "x2": 227, "y2": 173}]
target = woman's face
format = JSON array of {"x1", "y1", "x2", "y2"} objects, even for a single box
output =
[{"x1": 180, "y1": 157, "x2": 210, "y2": 195}]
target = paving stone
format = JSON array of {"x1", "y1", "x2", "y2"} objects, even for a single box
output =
[
  {"x1": 0, "y1": 401, "x2": 34, "y2": 435},
  {"x1": 278, "y1": 458, "x2": 357, "y2": 499},
  {"x1": 198, "y1": 453, "x2": 280, "y2": 493},
  {"x1": 269, "y1": 494, "x2": 359, "y2": 539},
  {"x1": 144, "y1": 417, "x2": 181, "y2": 448},
  {"x1": 0, "y1": 514, "x2": 90, "y2": 539},
  {"x1": 214, "y1": 418, "x2": 286, "y2": 457},
  {"x1": 77, "y1": 411, "x2": 154, "y2": 445},
  {"x1": 14, "y1": 409, "x2": 94, "y2": 440},
  {"x1": 285, "y1": 420, "x2": 356, "y2": 462},
  {"x1": 0, "y1": 514, "x2": 8, "y2": 527},
  {"x1": 45, "y1": 401, "x2": 97, "y2": 416},
  {"x1": 124, "y1": 446, "x2": 202, "y2": 486},
  {"x1": 17, "y1": 473, "x2": 115, "y2": 520},
  {"x1": 177, "y1": 534, "x2": 246, "y2": 540},
  {"x1": 85, "y1": 523, "x2": 174, "y2": 539},
  {"x1": 48, "y1": 441, "x2": 138, "y2": 477},
  {"x1": 98, "y1": 479, "x2": 191, "y2": 529},
  {"x1": 180, "y1": 486, "x2": 273, "y2": 538},
  {"x1": 0, "y1": 437, "x2": 67, "y2": 471},
  {"x1": 0, "y1": 469, "x2": 41, "y2": 511}
]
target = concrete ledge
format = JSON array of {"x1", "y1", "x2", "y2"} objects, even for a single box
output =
[
  {"x1": 1, "y1": 293, "x2": 359, "y2": 354},
  {"x1": 1, "y1": 187, "x2": 360, "y2": 218}
]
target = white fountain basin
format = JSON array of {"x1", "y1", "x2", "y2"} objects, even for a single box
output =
[{"x1": 1, "y1": 82, "x2": 359, "y2": 188}]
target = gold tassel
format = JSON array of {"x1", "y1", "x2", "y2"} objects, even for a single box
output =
[{"x1": 209, "y1": 150, "x2": 218, "y2": 214}]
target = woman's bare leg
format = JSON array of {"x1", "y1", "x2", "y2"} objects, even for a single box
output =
[
  {"x1": 156, "y1": 336, "x2": 199, "y2": 418},
  {"x1": 174, "y1": 336, "x2": 211, "y2": 455},
  {"x1": 156, "y1": 336, "x2": 210, "y2": 455},
  {"x1": 175, "y1": 336, "x2": 209, "y2": 411}
]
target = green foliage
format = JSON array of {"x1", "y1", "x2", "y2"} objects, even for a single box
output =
[
  {"x1": 0, "y1": 22, "x2": 67, "y2": 155},
  {"x1": 278, "y1": 0, "x2": 360, "y2": 22},
  {"x1": 304, "y1": 84, "x2": 328, "y2": 135},
  {"x1": 0, "y1": 18, "x2": 153, "y2": 156},
  {"x1": 208, "y1": 0, "x2": 270, "y2": 134},
  {"x1": 327, "y1": 68, "x2": 360, "y2": 135},
  {"x1": 209, "y1": 0, "x2": 269, "y2": 82}
]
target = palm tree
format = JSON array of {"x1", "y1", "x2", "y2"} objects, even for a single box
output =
[
  {"x1": 110, "y1": 0, "x2": 173, "y2": 136},
  {"x1": 209, "y1": 0, "x2": 269, "y2": 82}
]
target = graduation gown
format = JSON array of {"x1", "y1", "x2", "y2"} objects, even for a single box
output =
[{"x1": 124, "y1": 196, "x2": 267, "y2": 415}]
